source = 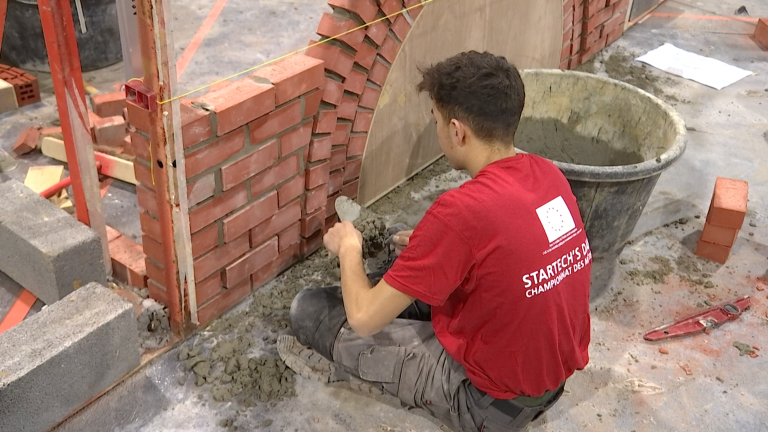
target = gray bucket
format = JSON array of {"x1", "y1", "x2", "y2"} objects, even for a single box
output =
[{"x1": 516, "y1": 70, "x2": 687, "y2": 300}]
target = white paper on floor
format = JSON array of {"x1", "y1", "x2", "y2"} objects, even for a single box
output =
[{"x1": 635, "y1": 43, "x2": 753, "y2": 90}]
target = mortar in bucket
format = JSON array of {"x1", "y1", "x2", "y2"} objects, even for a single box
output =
[{"x1": 515, "y1": 70, "x2": 687, "y2": 300}]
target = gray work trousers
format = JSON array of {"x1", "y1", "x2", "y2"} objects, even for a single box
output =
[{"x1": 297, "y1": 287, "x2": 564, "y2": 432}]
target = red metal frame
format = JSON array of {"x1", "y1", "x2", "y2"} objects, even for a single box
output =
[{"x1": 0, "y1": 0, "x2": 8, "y2": 56}]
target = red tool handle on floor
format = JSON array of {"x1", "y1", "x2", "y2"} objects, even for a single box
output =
[{"x1": 643, "y1": 296, "x2": 751, "y2": 341}]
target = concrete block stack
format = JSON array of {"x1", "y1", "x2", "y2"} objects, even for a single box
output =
[
  {"x1": 695, "y1": 177, "x2": 749, "y2": 264},
  {"x1": 560, "y1": 0, "x2": 631, "y2": 70}
]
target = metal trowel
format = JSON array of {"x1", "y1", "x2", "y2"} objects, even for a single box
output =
[{"x1": 335, "y1": 196, "x2": 362, "y2": 223}]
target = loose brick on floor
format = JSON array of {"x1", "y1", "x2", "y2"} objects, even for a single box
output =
[
  {"x1": 707, "y1": 177, "x2": 748, "y2": 229},
  {"x1": 92, "y1": 91, "x2": 126, "y2": 118},
  {"x1": 695, "y1": 240, "x2": 731, "y2": 264},
  {"x1": 700, "y1": 223, "x2": 738, "y2": 247}
]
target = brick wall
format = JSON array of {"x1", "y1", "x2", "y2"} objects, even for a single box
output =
[{"x1": 560, "y1": 0, "x2": 630, "y2": 69}]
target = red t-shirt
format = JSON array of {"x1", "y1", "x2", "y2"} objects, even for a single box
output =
[{"x1": 383, "y1": 154, "x2": 591, "y2": 399}]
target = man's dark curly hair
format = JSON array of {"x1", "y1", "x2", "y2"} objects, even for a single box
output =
[{"x1": 417, "y1": 51, "x2": 525, "y2": 146}]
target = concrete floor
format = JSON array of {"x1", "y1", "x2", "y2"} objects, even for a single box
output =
[{"x1": 3, "y1": 0, "x2": 768, "y2": 430}]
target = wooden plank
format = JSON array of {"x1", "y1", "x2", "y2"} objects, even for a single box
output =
[
  {"x1": 0, "y1": 79, "x2": 18, "y2": 114},
  {"x1": 358, "y1": 0, "x2": 562, "y2": 206},
  {"x1": 42, "y1": 136, "x2": 137, "y2": 185},
  {"x1": 24, "y1": 165, "x2": 64, "y2": 193}
]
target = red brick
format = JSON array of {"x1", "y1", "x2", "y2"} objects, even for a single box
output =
[
  {"x1": 379, "y1": 35, "x2": 399, "y2": 64},
  {"x1": 221, "y1": 140, "x2": 278, "y2": 190},
  {"x1": 316, "y1": 13, "x2": 366, "y2": 51},
  {"x1": 250, "y1": 155, "x2": 301, "y2": 198},
  {"x1": 560, "y1": 59, "x2": 572, "y2": 70},
  {"x1": 756, "y1": 18, "x2": 768, "y2": 49},
  {"x1": 344, "y1": 158, "x2": 363, "y2": 182},
  {"x1": 145, "y1": 257, "x2": 164, "y2": 288},
  {"x1": 314, "y1": 110, "x2": 338, "y2": 134},
  {"x1": 390, "y1": 15, "x2": 411, "y2": 41},
  {"x1": 327, "y1": 192, "x2": 340, "y2": 217},
  {"x1": 194, "y1": 79, "x2": 275, "y2": 135},
  {"x1": 106, "y1": 225, "x2": 122, "y2": 242},
  {"x1": 602, "y1": 11, "x2": 625, "y2": 35},
  {"x1": 563, "y1": 25, "x2": 574, "y2": 46},
  {"x1": 137, "y1": 184, "x2": 158, "y2": 216},
  {"x1": 196, "y1": 273, "x2": 222, "y2": 305},
  {"x1": 280, "y1": 122, "x2": 313, "y2": 157},
  {"x1": 198, "y1": 277, "x2": 251, "y2": 326},
  {"x1": 366, "y1": 20, "x2": 389, "y2": 46},
  {"x1": 355, "y1": 42, "x2": 378, "y2": 70},
  {"x1": 707, "y1": 177, "x2": 748, "y2": 229},
  {"x1": 301, "y1": 229, "x2": 324, "y2": 257},
  {"x1": 224, "y1": 237, "x2": 279, "y2": 287},
  {"x1": 252, "y1": 243, "x2": 301, "y2": 288},
  {"x1": 189, "y1": 183, "x2": 248, "y2": 233},
  {"x1": 139, "y1": 210, "x2": 162, "y2": 241},
  {"x1": 92, "y1": 91, "x2": 126, "y2": 118},
  {"x1": 344, "y1": 68, "x2": 368, "y2": 95},
  {"x1": 329, "y1": 0, "x2": 378, "y2": 23},
  {"x1": 563, "y1": 9, "x2": 574, "y2": 31},
  {"x1": 322, "y1": 78, "x2": 345, "y2": 106},
  {"x1": 251, "y1": 200, "x2": 302, "y2": 246},
  {"x1": 39, "y1": 126, "x2": 62, "y2": 138},
  {"x1": 278, "y1": 175, "x2": 305, "y2": 207},
  {"x1": 606, "y1": 26, "x2": 624, "y2": 45},
  {"x1": 331, "y1": 147, "x2": 347, "y2": 170},
  {"x1": 359, "y1": 86, "x2": 381, "y2": 109},
  {"x1": 249, "y1": 100, "x2": 302, "y2": 145},
  {"x1": 308, "y1": 136, "x2": 333, "y2": 162},
  {"x1": 142, "y1": 234, "x2": 164, "y2": 267},
  {"x1": 379, "y1": 0, "x2": 402, "y2": 16},
  {"x1": 347, "y1": 134, "x2": 367, "y2": 156},
  {"x1": 134, "y1": 160, "x2": 155, "y2": 190},
  {"x1": 338, "y1": 96, "x2": 358, "y2": 120},
  {"x1": 93, "y1": 115, "x2": 127, "y2": 147},
  {"x1": 131, "y1": 130, "x2": 150, "y2": 161},
  {"x1": 582, "y1": 29, "x2": 602, "y2": 51},
  {"x1": 110, "y1": 235, "x2": 148, "y2": 288},
  {"x1": 180, "y1": 100, "x2": 213, "y2": 148},
  {"x1": 584, "y1": 5, "x2": 614, "y2": 34},
  {"x1": 612, "y1": 0, "x2": 631, "y2": 14},
  {"x1": 306, "y1": 40, "x2": 355, "y2": 77},
  {"x1": 581, "y1": 35, "x2": 607, "y2": 61},
  {"x1": 305, "y1": 184, "x2": 327, "y2": 213},
  {"x1": 325, "y1": 213, "x2": 339, "y2": 233},
  {"x1": 306, "y1": 161, "x2": 331, "y2": 189},
  {"x1": 695, "y1": 240, "x2": 731, "y2": 264},
  {"x1": 301, "y1": 207, "x2": 326, "y2": 237},
  {"x1": 585, "y1": 0, "x2": 607, "y2": 17},
  {"x1": 186, "y1": 127, "x2": 245, "y2": 178},
  {"x1": 194, "y1": 233, "x2": 250, "y2": 281},
  {"x1": 368, "y1": 61, "x2": 389, "y2": 86},
  {"x1": 187, "y1": 173, "x2": 215, "y2": 207},
  {"x1": 303, "y1": 89, "x2": 323, "y2": 118},
  {"x1": 253, "y1": 54, "x2": 325, "y2": 105},
  {"x1": 328, "y1": 169, "x2": 344, "y2": 195},
  {"x1": 700, "y1": 223, "x2": 739, "y2": 247},
  {"x1": 353, "y1": 110, "x2": 374, "y2": 132},
  {"x1": 191, "y1": 223, "x2": 219, "y2": 258},
  {"x1": 278, "y1": 222, "x2": 301, "y2": 251},
  {"x1": 223, "y1": 191, "x2": 279, "y2": 242},
  {"x1": 404, "y1": 0, "x2": 423, "y2": 18},
  {"x1": 332, "y1": 122, "x2": 352, "y2": 146},
  {"x1": 563, "y1": 0, "x2": 575, "y2": 11},
  {"x1": 342, "y1": 179, "x2": 359, "y2": 199},
  {"x1": 146, "y1": 279, "x2": 169, "y2": 306}
]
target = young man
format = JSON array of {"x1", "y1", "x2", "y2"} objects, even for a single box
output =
[{"x1": 279, "y1": 51, "x2": 591, "y2": 431}]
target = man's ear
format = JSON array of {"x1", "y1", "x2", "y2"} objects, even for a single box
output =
[{"x1": 451, "y1": 119, "x2": 467, "y2": 147}]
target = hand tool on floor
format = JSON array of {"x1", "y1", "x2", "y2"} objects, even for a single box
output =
[{"x1": 643, "y1": 296, "x2": 752, "y2": 341}]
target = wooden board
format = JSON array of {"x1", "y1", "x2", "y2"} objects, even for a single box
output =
[
  {"x1": 42, "y1": 137, "x2": 137, "y2": 185},
  {"x1": 358, "y1": 0, "x2": 562, "y2": 206},
  {"x1": 0, "y1": 79, "x2": 18, "y2": 114},
  {"x1": 24, "y1": 165, "x2": 74, "y2": 211}
]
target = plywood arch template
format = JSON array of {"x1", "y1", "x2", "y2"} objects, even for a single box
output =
[{"x1": 357, "y1": 0, "x2": 562, "y2": 206}]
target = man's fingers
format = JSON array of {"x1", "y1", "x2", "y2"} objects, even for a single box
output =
[{"x1": 392, "y1": 230, "x2": 414, "y2": 246}]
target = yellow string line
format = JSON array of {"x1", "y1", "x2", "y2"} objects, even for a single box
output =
[{"x1": 157, "y1": 0, "x2": 434, "y2": 105}]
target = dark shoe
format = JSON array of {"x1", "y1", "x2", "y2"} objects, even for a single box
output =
[{"x1": 288, "y1": 287, "x2": 347, "y2": 361}]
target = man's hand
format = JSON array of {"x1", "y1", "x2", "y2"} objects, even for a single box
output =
[
  {"x1": 324, "y1": 221, "x2": 363, "y2": 256},
  {"x1": 392, "y1": 230, "x2": 414, "y2": 255}
]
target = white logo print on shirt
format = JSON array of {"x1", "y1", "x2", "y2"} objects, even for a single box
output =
[{"x1": 536, "y1": 196, "x2": 576, "y2": 243}]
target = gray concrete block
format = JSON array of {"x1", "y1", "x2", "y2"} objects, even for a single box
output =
[
  {"x1": 0, "y1": 179, "x2": 106, "y2": 304},
  {"x1": 0, "y1": 282, "x2": 140, "y2": 432}
]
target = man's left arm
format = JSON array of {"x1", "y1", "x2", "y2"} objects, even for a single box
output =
[{"x1": 325, "y1": 222, "x2": 415, "y2": 337}]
